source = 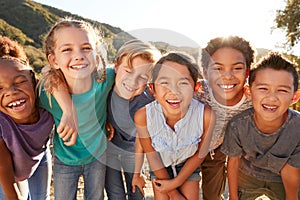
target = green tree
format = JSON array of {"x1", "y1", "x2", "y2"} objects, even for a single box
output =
[{"x1": 275, "y1": 0, "x2": 300, "y2": 48}]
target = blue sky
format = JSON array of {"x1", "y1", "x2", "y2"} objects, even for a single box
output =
[{"x1": 34, "y1": 0, "x2": 299, "y2": 55}]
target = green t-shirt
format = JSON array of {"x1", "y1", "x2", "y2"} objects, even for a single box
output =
[{"x1": 39, "y1": 68, "x2": 115, "y2": 165}]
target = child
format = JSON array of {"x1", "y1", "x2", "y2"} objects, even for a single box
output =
[
  {"x1": 135, "y1": 52, "x2": 215, "y2": 200},
  {"x1": 221, "y1": 52, "x2": 300, "y2": 200},
  {"x1": 0, "y1": 36, "x2": 54, "y2": 199},
  {"x1": 38, "y1": 18, "x2": 115, "y2": 199},
  {"x1": 105, "y1": 39, "x2": 161, "y2": 199},
  {"x1": 194, "y1": 35, "x2": 256, "y2": 200}
]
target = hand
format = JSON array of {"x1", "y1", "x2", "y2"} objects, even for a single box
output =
[
  {"x1": 106, "y1": 122, "x2": 114, "y2": 140},
  {"x1": 57, "y1": 111, "x2": 78, "y2": 146},
  {"x1": 132, "y1": 173, "x2": 147, "y2": 196},
  {"x1": 152, "y1": 178, "x2": 179, "y2": 194}
]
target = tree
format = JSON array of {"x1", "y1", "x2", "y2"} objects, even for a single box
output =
[{"x1": 275, "y1": 0, "x2": 300, "y2": 48}]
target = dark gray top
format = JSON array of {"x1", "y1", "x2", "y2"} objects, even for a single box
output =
[{"x1": 221, "y1": 108, "x2": 300, "y2": 182}]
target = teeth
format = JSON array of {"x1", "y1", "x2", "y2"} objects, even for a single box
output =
[
  {"x1": 71, "y1": 65, "x2": 86, "y2": 69},
  {"x1": 8, "y1": 99, "x2": 25, "y2": 107},
  {"x1": 263, "y1": 104, "x2": 277, "y2": 110},
  {"x1": 167, "y1": 100, "x2": 181, "y2": 103},
  {"x1": 220, "y1": 84, "x2": 234, "y2": 89},
  {"x1": 124, "y1": 84, "x2": 134, "y2": 92}
]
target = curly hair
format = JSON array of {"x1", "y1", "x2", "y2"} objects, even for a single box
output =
[
  {"x1": 0, "y1": 35, "x2": 28, "y2": 62},
  {"x1": 201, "y1": 35, "x2": 256, "y2": 72}
]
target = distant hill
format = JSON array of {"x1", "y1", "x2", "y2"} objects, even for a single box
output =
[
  {"x1": 0, "y1": 0, "x2": 134, "y2": 72},
  {"x1": 0, "y1": 0, "x2": 273, "y2": 74}
]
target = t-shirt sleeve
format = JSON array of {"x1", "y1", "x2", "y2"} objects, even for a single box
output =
[
  {"x1": 105, "y1": 67, "x2": 115, "y2": 88},
  {"x1": 38, "y1": 85, "x2": 52, "y2": 111},
  {"x1": 287, "y1": 140, "x2": 300, "y2": 169},
  {"x1": 221, "y1": 120, "x2": 243, "y2": 157}
]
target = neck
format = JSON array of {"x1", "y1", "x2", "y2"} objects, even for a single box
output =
[
  {"x1": 253, "y1": 111, "x2": 288, "y2": 134},
  {"x1": 67, "y1": 77, "x2": 93, "y2": 94}
]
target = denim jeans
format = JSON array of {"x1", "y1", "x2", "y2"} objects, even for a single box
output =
[
  {"x1": 0, "y1": 149, "x2": 51, "y2": 200},
  {"x1": 105, "y1": 143, "x2": 144, "y2": 200},
  {"x1": 53, "y1": 153, "x2": 106, "y2": 200}
]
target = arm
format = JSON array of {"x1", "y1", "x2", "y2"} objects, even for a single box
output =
[
  {"x1": 281, "y1": 163, "x2": 300, "y2": 200},
  {"x1": 134, "y1": 107, "x2": 185, "y2": 199},
  {"x1": 227, "y1": 156, "x2": 240, "y2": 200},
  {"x1": 52, "y1": 87, "x2": 78, "y2": 146},
  {"x1": 153, "y1": 105, "x2": 215, "y2": 192},
  {"x1": 0, "y1": 140, "x2": 22, "y2": 199},
  {"x1": 132, "y1": 137, "x2": 146, "y2": 195}
]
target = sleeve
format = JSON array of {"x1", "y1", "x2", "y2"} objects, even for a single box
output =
[
  {"x1": 287, "y1": 139, "x2": 300, "y2": 169},
  {"x1": 221, "y1": 120, "x2": 244, "y2": 157},
  {"x1": 105, "y1": 67, "x2": 115, "y2": 88},
  {"x1": 38, "y1": 85, "x2": 52, "y2": 111}
]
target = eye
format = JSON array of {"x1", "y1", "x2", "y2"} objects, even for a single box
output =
[
  {"x1": 233, "y1": 66, "x2": 245, "y2": 70},
  {"x1": 159, "y1": 81, "x2": 168, "y2": 86},
  {"x1": 211, "y1": 66, "x2": 221, "y2": 71},
  {"x1": 61, "y1": 48, "x2": 72, "y2": 52},
  {"x1": 278, "y1": 89, "x2": 289, "y2": 93},
  {"x1": 82, "y1": 46, "x2": 93, "y2": 51},
  {"x1": 124, "y1": 68, "x2": 132, "y2": 74},
  {"x1": 179, "y1": 81, "x2": 190, "y2": 86},
  {"x1": 258, "y1": 87, "x2": 268, "y2": 91},
  {"x1": 139, "y1": 75, "x2": 148, "y2": 81}
]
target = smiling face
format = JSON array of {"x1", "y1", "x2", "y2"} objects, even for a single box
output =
[
  {"x1": 204, "y1": 47, "x2": 248, "y2": 106},
  {"x1": 48, "y1": 26, "x2": 98, "y2": 90},
  {"x1": 114, "y1": 56, "x2": 152, "y2": 100},
  {"x1": 0, "y1": 59, "x2": 37, "y2": 124},
  {"x1": 249, "y1": 68, "x2": 295, "y2": 130},
  {"x1": 153, "y1": 61, "x2": 195, "y2": 119}
]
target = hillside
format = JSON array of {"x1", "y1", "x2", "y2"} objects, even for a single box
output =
[{"x1": 0, "y1": 0, "x2": 134, "y2": 72}]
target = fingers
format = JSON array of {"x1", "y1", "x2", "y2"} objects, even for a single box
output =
[
  {"x1": 64, "y1": 131, "x2": 78, "y2": 146},
  {"x1": 57, "y1": 123, "x2": 78, "y2": 146}
]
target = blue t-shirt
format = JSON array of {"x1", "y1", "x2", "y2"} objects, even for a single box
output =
[
  {"x1": 0, "y1": 108, "x2": 54, "y2": 181},
  {"x1": 39, "y1": 68, "x2": 115, "y2": 165}
]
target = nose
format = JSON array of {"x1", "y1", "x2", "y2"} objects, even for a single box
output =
[
  {"x1": 267, "y1": 91, "x2": 278, "y2": 101},
  {"x1": 4, "y1": 86, "x2": 17, "y2": 97},
  {"x1": 169, "y1": 84, "x2": 180, "y2": 94},
  {"x1": 222, "y1": 69, "x2": 234, "y2": 79},
  {"x1": 74, "y1": 50, "x2": 84, "y2": 61}
]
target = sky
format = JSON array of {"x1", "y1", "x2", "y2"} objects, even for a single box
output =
[{"x1": 33, "y1": 0, "x2": 299, "y2": 55}]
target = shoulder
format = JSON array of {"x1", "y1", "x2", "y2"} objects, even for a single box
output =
[
  {"x1": 134, "y1": 107, "x2": 147, "y2": 126},
  {"x1": 227, "y1": 107, "x2": 254, "y2": 128},
  {"x1": 106, "y1": 67, "x2": 115, "y2": 81}
]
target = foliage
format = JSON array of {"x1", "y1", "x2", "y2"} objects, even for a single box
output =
[
  {"x1": 275, "y1": 0, "x2": 300, "y2": 48},
  {"x1": 0, "y1": 0, "x2": 135, "y2": 72}
]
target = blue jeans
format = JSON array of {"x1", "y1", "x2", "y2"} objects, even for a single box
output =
[
  {"x1": 105, "y1": 143, "x2": 144, "y2": 200},
  {"x1": 0, "y1": 149, "x2": 51, "y2": 200},
  {"x1": 53, "y1": 153, "x2": 106, "y2": 200}
]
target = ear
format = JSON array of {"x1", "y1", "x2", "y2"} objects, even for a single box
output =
[
  {"x1": 48, "y1": 54, "x2": 60, "y2": 69},
  {"x1": 147, "y1": 83, "x2": 155, "y2": 96},
  {"x1": 291, "y1": 90, "x2": 300, "y2": 105},
  {"x1": 244, "y1": 85, "x2": 251, "y2": 99},
  {"x1": 194, "y1": 81, "x2": 201, "y2": 92}
]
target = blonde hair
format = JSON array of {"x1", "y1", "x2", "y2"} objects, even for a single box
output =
[
  {"x1": 41, "y1": 17, "x2": 107, "y2": 96},
  {"x1": 114, "y1": 39, "x2": 161, "y2": 73}
]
